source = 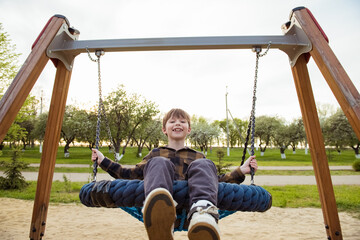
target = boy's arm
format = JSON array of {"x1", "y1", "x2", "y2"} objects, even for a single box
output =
[
  {"x1": 92, "y1": 148, "x2": 148, "y2": 179},
  {"x1": 218, "y1": 167, "x2": 245, "y2": 184},
  {"x1": 218, "y1": 156, "x2": 258, "y2": 184},
  {"x1": 99, "y1": 157, "x2": 146, "y2": 179}
]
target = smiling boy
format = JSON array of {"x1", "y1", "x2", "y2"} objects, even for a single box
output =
[{"x1": 92, "y1": 108, "x2": 258, "y2": 240}]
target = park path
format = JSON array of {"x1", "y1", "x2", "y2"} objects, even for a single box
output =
[
  {"x1": 15, "y1": 172, "x2": 359, "y2": 186},
  {"x1": 1, "y1": 164, "x2": 358, "y2": 186}
]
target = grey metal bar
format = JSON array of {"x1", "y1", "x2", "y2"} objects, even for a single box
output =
[
  {"x1": 49, "y1": 35, "x2": 305, "y2": 55},
  {"x1": 46, "y1": 16, "x2": 311, "y2": 71}
]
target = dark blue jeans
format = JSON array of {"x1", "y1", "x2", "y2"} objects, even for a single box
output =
[{"x1": 143, "y1": 156, "x2": 218, "y2": 206}]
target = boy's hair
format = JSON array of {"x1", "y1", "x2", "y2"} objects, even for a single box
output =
[{"x1": 162, "y1": 108, "x2": 191, "y2": 128}]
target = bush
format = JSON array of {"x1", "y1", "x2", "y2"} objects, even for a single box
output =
[
  {"x1": 352, "y1": 160, "x2": 360, "y2": 171},
  {"x1": 215, "y1": 149, "x2": 231, "y2": 174},
  {"x1": 0, "y1": 149, "x2": 29, "y2": 190}
]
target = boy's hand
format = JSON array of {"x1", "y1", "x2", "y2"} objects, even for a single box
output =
[
  {"x1": 240, "y1": 155, "x2": 258, "y2": 175},
  {"x1": 92, "y1": 149, "x2": 105, "y2": 165}
]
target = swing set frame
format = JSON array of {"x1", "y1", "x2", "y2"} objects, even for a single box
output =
[{"x1": 0, "y1": 6, "x2": 359, "y2": 240}]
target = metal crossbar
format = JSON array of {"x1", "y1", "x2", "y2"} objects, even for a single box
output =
[
  {"x1": 50, "y1": 35, "x2": 304, "y2": 54},
  {"x1": 47, "y1": 16, "x2": 312, "y2": 71}
]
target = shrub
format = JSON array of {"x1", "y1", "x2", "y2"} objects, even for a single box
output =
[
  {"x1": 352, "y1": 160, "x2": 360, "y2": 171},
  {"x1": 63, "y1": 174, "x2": 72, "y2": 192},
  {"x1": 0, "y1": 149, "x2": 29, "y2": 190},
  {"x1": 215, "y1": 149, "x2": 231, "y2": 174}
]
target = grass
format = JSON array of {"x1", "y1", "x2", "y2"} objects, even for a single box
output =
[
  {"x1": 0, "y1": 182, "x2": 359, "y2": 218},
  {"x1": 5, "y1": 167, "x2": 358, "y2": 176},
  {"x1": 1, "y1": 146, "x2": 358, "y2": 175},
  {"x1": 0, "y1": 180, "x2": 84, "y2": 203},
  {"x1": 263, "y1": 185, "x2": 360, "y2": 218},
  {"x1": 0, "y1": 146, "x2": 358, "y2": 166},
  {"x1": 0, "y1": 145, "x2": 358, "y2": 218},
  {"x1": 257, "y1": 170, "x2": 360, "y2": 176}
]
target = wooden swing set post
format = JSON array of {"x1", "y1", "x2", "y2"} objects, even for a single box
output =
[
  {"x1": 0, "y1": 16, "x2": 66, "y2": 141},
  {"x1": 294, "y1": 8, "x2": 360, "y2": 139},
  {"x1": 29, "y1": 61, "x2": 72, "y2": 240},
  {"x1": 290, "y1": 7, "x2": 360, "y2": 240},
  {"x1": 292, "y1": 54, "x2": 342, "y2": 239},
  {"x1": 0, "y1": 15, "x2": 74, "y2": 240}
]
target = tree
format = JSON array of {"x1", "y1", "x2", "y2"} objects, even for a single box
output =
[
  {"x1": 323, "y1": 110, "x2": 359, "y2": 157},
  {"x1": 0, "y1": 23, "x2": 27, "y2": 149},
  {"x1": 76, "y1": 108, "x2": 98, "y2": 149},
  {"x1": 121, "y1": 96, "x2": 158, "y2": 157},
  {"x1": 33, "y1": 112, "x2": 48, "y2": 146},
  {"x1": 215, "y1": 119, "x2": 234, "y2": 148},
  {"x1": 189, "y1": 117, "x2": 219, "y2": 155},
  {"x1": 255, "y1": 115, "x2": 282, "y2": 155},
  {"x1": 215, "y1": 118, "x2": 248, "y2": 148},
  {"x1": 61, "y1": 105, "x2": 89, "y2": 157},
  {"x1": 231, "y1": 118, "x2": 248, "y2": 147},
  {"x1": 18, "y1": 95, "x2": 39, "y2": 149},
  {"x1": 0, "y1": 23, "x2": 20, "y2": 95},
  {"x1": 273, "y1": 122, "x2": 291, "y2": 159},
  {"x1": 19, "y1": 117, "x2": 36, "y2": 149},
  {"x1": 132, "y1": 118, "x2": 162, "y2": 157},
  {"x1": 1, "y1": 95, "x2": 38, "y2": 149},
  {"x1": 288, "y1": 118, "x2": 306, "y2": 153},
  {"x1": 317, "y1": 102, "x2": 336, "y2": 130},
  {"x1": 145, "y1": 119, "x2": 167, "y2": 150},
  {"x1": 105, "y1": 85, "x2": 159, "y2": 161},
  {"x1": 105, "y1": 86, "x2": 128, "y2": 159}
]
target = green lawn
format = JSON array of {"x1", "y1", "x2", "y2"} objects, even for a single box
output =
[
  {"x1": 0, "y1": 182, "x2": 359, "y2": 218},
  {"x1": 0, "y1": 145, "x2": 358, "y2": 166},
  {"x1": 0, "y1": 146, "x2": 359, "y2": 218}
]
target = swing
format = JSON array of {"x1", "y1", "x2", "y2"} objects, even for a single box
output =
[
  {"x1": 79, "y1": 45, "x2": 272, "y2": 231},
  {"x1": 0, "y1": 9, "x2": 350, "y2": 239}
]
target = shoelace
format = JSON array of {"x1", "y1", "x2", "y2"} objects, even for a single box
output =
[{"x1": 196, "y1": 205, "x2": 218, "y2": 215}]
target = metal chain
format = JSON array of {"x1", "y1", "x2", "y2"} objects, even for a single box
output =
[
  {"x1": 244, "y1": 42, "x2": 271, "y2": 185},
  {"x1": 250, "y1": 42, "x2": 271, "y2": 155},
  {"x1": 86, "y1": 48, "x2": 115, "y2": 181}
]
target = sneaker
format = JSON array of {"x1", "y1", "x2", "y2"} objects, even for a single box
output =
[
  {"x1": 188, "y1": 205, "x2": 220, "y2": 240},
  {"x1": 143, "y1": 188, "x2": 176, "y2": 240}
]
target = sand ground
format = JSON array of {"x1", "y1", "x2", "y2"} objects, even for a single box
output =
[{"x1": 0, "y1": 198, "x2": 359, "y2": 240}]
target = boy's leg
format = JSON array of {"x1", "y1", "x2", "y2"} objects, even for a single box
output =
[
  {"x1": 186, "y1": 158, "x2": 218, "y2": 206},
  {"x1": 143, "y1": 157, "x2": 176, "y2": 240},
  {"x1": 143, "y1": 156, "x2": 175, "y2": 196},
  {"x1": 186, "y1": 159, "x2": 220, "y2": 240}
]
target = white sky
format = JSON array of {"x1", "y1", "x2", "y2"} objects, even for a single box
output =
[{"x1": 0, "y1": 0, "x2": 359, "y2": 123}]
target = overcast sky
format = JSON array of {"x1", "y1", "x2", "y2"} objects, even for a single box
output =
[{"x1": 1, "y1": 0, "x2": 359, "y2": 123}]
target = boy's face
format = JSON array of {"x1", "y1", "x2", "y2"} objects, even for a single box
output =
[{"x1": 162, "y1": 116, "x2": 191, "y2": 141}]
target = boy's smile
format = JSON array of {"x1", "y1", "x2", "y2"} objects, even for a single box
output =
[{"x1": 162, "y1": 117, "x2": 191, "y2": 141}]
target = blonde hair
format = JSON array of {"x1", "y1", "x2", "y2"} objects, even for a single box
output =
[{"x1": 162, "y1": 108, "x2": 191, "y2": 128}]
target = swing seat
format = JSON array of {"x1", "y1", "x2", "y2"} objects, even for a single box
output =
[{"x1": 79, "y1": 179, "x2": 272, "y2": 231}]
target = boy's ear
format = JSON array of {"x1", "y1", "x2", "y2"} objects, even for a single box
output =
[
  {"x1": 187, "y1": 127, "x2": 191, "y2": 134},
  {"x1": 162, "y1": 127, "x2": 167, "y2": 135}
]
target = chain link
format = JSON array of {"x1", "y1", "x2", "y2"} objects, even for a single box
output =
[
  {"x1": 86, "y1": 48, "x2": 116, "y2": 181},
  {"x1": 248, "y1": 42, "x2": 271, "y2": 185}
]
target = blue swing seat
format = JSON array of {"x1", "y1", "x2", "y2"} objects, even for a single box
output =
[{"x1": 79, "y1": 179, "x2": 272, "y2": 231}]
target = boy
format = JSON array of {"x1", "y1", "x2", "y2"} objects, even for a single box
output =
[{"x1": 92, "y1": 108, "x2": 258, "y2": 240}]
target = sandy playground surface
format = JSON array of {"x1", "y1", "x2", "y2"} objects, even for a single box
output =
[{"x1": 0, "y1": 198, "x2": 359, "y2": 240}]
